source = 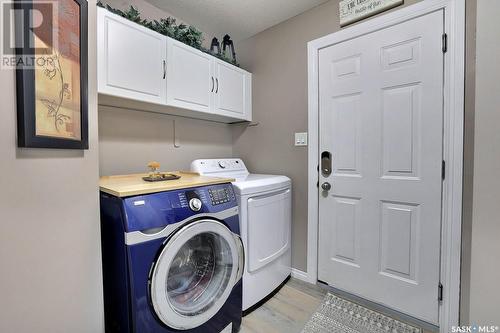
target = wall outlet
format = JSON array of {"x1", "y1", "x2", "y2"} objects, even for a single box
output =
[{"x1": 295, "y1": 132, "x2": 308, "y2": 146}]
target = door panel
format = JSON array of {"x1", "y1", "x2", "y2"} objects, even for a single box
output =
[
  {"x1": 97, "y1": 8, "x2": 167, "y2": 104},
  {"x1": 166, "y1": 39, "x2": 213, "y2": 113},
  {"x1": 330, "y1": 196, "x2": 361, "y2": 267},
  {"x1": 330, "y1": 93, "x2": 362, "y2": 176},
  {"x1": 318, "y1": 11, "x2": 443, "y2": 324},
  {"x1": 214, "y1": 60, "x2": 252, "y2": 119},
  {"x1": 247, "y1": 189, "x2": 291, "y2": 272},
  {"x1": 381, "y1": 84, "x2": 421, "y2": 178},
  {"x1": 379, "y1": 201, "x2": 419, "y2": 282}
]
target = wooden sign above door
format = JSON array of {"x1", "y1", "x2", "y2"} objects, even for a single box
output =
[{"x1": 339, "y1": 0, "x2": 404, "y2": 27}]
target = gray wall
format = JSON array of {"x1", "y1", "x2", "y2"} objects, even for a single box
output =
[
  {"x1": 233, "y1": 0, "x2": 420, "y2": 272},
  {"x1": 99, "y1": 107, "x2": 233, "y2": 175},
  {"x1": 0, "y1": 1, "x2": 104, "y2": 332},
  {"x1": 468, "y1": 0, "x2": 500, "y2": 324}
]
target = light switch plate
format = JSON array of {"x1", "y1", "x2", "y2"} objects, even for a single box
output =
[{"x1": 295, "y1": 132, "x2": 308, "y2": 146}]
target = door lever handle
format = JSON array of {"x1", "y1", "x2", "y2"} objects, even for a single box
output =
[{"x1": 321, "y1": 182, "x2": 332, "y2": 191}]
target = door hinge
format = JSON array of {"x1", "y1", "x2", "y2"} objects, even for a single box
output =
[
  {"x1": 442, "y1": 160, "x2": 446, "y2": 180},
  {"x1": 442, "y1": 33, "x2": 448, "y2": 53},
  {"x1": 438, "y1": 282, "x2": 444, "y2": 302}
]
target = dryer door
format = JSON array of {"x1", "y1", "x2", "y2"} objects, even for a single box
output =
[
  {"x1": 150, "y1": 219, "x2": 243, "y2": 330},
  {"x1": 247, "y1": 188, "x2": 292, "y2": 272}
]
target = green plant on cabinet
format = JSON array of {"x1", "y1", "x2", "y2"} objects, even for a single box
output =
[{"x1": 96, "y1": 2, "x2": 239, "y2": 66}]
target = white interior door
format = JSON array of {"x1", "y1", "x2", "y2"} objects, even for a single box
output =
[{"x1": 318, "y1": 11, "x2": 444, "y2": 324}]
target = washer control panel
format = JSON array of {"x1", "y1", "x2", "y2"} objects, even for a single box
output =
[
  {"x1": 177, "y1": 185, "x2": 236, "y2": 209},
  {"x1": 119, "y1": 183, "x2": 238, "y2": 232},
  {"x1": 209, "y1": 186, "x2": 235, "y2": 206}
]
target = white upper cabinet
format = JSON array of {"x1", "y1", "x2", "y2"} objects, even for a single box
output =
[
  {"x1": 213, "y1": 59, "x2": 252, "y2": 121},
  {"x1": 97, "y1": 8, "x2": 167, "y2": 105},
  {"x1": 97, "y1": 7, "x2": 252, "y2": 123},
  {"x1": 166, "y1": 38, "x2": 213, "y2": 113}
]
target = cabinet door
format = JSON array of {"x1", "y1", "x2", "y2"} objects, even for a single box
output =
[
  {"x1": 166, "y1": 39, "x2": 213, "y2": 113},
  {"x1": 213, "y1": 60, "x2": 252, "y2": 121},
  {"x1": 97, "y1": 8, "x2": 167, "y2": 104}
]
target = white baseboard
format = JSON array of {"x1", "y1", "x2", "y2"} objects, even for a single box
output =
[{"x1": 291, "y1": 268, "x2": 313, "y2": 283}]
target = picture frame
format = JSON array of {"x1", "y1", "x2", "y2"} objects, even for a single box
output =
[
  {"x1": 339, "y1": 0, "x2": 404, "y2": 27},
  {"x1": 15, "y1": 0, "x2": 88, "y2": 149}
]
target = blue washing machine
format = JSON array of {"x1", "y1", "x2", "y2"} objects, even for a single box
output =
[{"x1": 100, "y1": 183, "x2": 244, "y2": 333}]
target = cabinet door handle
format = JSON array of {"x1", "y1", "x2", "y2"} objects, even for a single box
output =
[
  {"x1": 162, "y1": 60, "x2": 166, "y2": 79},
  {"x1": 215, "y1": 78, "x2": 219, "y2": 93},
  {"x1": 211, "y1": 77, "x2": 214, "y2": 92}
]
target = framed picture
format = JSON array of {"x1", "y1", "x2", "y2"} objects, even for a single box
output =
[{"x1": 15, "y1": 0, "x2": 88, "y2": 149}]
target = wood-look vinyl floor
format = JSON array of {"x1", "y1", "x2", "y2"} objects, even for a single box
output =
[
  {"x1": 240, "y1": 279, "x2": 325, "y2": 333},
  {"x1": 239, "y1": 278, "x2": 435, "y2": 333}
]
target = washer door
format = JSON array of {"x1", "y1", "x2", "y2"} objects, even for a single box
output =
[{"x1": 150, "y1": 219, "x2": 243, "y2": 330}]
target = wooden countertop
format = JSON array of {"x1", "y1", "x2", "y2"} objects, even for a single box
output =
[{"x1": 99, "y1": 171, "x2": 235, "y2": 197}]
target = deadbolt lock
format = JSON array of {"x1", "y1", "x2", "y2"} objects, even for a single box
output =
[{"x1": 321, "y1": 151, "x2": 332, "y2": 177}]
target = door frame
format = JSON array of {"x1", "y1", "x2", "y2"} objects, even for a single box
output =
[{"x1": 306, "y1": 0, "x2": 465, "y2": 331}]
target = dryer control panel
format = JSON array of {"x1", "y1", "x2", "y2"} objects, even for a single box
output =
[{"x1": 191, "y1": 158, "x2": 248, "y2": 175}]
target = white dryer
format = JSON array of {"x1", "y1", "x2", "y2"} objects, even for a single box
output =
[{"x1": 191, "y1": 159, "x2": 292, "y2": 313}]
